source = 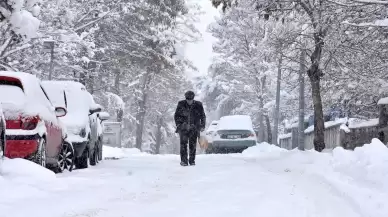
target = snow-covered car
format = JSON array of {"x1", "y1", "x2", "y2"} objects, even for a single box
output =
[
  {"x1": 0, "y1": 71, "x2": 72, "y2": 172},
  {"x1": 205, "y1": 120, "x2": 219, "y2": 144},
  {"x1": 207, "y1": 115, "x2": 257, "y2": 154},
  {"x1": 42, "y1": 80, "x2": 109, "y2": 169},
  {"x1": 0, "y1": 104, "x2": 5, "y2": 155}
]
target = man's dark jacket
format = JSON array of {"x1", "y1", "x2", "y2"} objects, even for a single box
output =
[{"x1": 174, "y1": 100, "x2": 206, "y2": 133}]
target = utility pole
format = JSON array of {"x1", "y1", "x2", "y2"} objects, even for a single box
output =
[
  {"x1": 298, "y1": 46, "x2": 306, "y2": 151},
  {"x1": 43, "y1": 40, "x2": 55, "y2": 80},
  {"x1": 272, "y1": 55, "x2": 282, "y2": 145}
]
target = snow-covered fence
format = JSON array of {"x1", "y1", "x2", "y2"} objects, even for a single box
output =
[
  {"x1": 304, "y1": 123, "x2": 344, "y2": 150},
  {"x1": 279, "y1": 118, "x2": 382, "y2": 150},
  {"x1": 279, "y1": 133, "x2": 292, "y2": 149}
]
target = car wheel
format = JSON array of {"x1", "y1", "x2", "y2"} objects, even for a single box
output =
[
  {"x1": 75, "y1": 147, "x2": 89, "y2": 169},
  {"x1": 57, "y1": 141, "x2": 75, "y2": 172},
  {"x1": 89, "y1": 146, "x2": 98, "y2": 166},
  {"x1": 34, "y1": 138, "x2": 47, "y2": 168},
  {"x1": 0, "y1": 129, "x2": 5, "y2": 155}
]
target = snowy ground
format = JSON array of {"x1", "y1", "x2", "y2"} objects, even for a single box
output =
[{"x1": 1, "y1": 140, "x2": 387, "y2": 217}]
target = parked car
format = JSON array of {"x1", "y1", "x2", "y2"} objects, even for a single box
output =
[
  {"x1": 95, "y1": 111, "x2": 110, "y2": 161},
  {"x1": 0, "y1": 71, "x2": 73, "y2": 172},
  {"x1": 206, "y1": 115, "x2": 257, "y2": 154},
  {"x1": 0, "y1": 105, "x2": 5, "y2": 155},
  {"x1": 42, "y1": 80, "x2": 109, "y2": 169},
  {"x1": 205, "y1": 120, "x2": 218, "y2": 146}
]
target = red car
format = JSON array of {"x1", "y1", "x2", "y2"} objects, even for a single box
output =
[
  {"x1": 0, "y1": 105, "x2": 5, "y2": 154},
  {"x1": 0, "y1": 71, "x2": 72, "y2": 172}
]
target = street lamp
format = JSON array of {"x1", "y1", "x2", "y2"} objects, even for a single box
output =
[{"x1": 43, "y1": 40, "x2": 55, "y2": 80}]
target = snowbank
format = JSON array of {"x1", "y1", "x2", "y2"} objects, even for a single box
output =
[
  {"x1": 0, "y1": 158, "x2": 55, "y2": 181},
  {"x1": 333, "y1": 138, "x2": 388, "y2": 169},
  {"x1": 103, "y1": 146, "x2": 141, "y2": 159},
  {"x1": 242, "y1": 142, "x2": 287, "y2": 158},
  {"x1": 241, "y1": 139, "x2": 388, "y2": 217}
]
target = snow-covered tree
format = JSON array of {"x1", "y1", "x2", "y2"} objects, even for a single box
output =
[
  {"x1": 210, "y1": 0, "x2": 388, "y2": 151},
  {"x1": 0, "y1": 0, "x2": 41, "y2": 70}
]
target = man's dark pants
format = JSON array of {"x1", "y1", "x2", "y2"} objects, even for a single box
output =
[{"x1": 179, "y1": 129, "x2": 198, "y2": 164}]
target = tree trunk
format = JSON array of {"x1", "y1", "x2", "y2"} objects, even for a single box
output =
[
  {"x1": 298, "y1": 47, "x2": 306, "y2": 151},
  {"x1": 272, "y1": 56, "x2": 282, "y2": 145},
  {"x1": 307, "y1": 32, "x2": 325, "y2": 152},
  {"x1": 135, "y1": 73, "x2": 151, "y2": 150},
  {"x1": 117, "y1": 109, "x2": 123, "y2": 122},
  {"x1": 114, "y1": 70, "x2": 121, "y2": 94},
  {"x1": 265, "y1": 114, "x2": 272, "y2": 143},
  {"x1": 135, "y1": 95, "x2": 146, "y2": 150},
  {"x1": 155, "y1": 116, "x2": 163, "y2": 154},
  {"x1": 310, "y1": 78, "x2": 325, "y2": 151},
  {"x1": 258, "y1": 99, "x2": 265, "y2": 143},
  {"x1": 114, "y1": 70, "x2": 123, "y2": 122}
]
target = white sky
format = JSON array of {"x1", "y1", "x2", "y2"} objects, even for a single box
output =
[{"x1": 185, "y1": 0, "x2": 220, "y2": 78}]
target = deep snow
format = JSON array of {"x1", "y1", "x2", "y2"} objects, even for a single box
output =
[{"x1": 0, "y1": 141, "x2": 387, "y2": 217}]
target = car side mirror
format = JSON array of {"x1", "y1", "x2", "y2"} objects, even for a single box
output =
[
  {"x1": 89, "y1": 103, "x2": 103, "y2": 114},
  {"x1": 55, "y1": 107, "x2": 67, "y2": 117},
  {"x1": 89, "y1": 107, "x2": 102, "y2": 114},
  {"x1": 98, "y1": 112, "x2": 110, "y2": 121}
]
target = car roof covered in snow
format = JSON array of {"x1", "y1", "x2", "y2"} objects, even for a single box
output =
[
  {"x1": 0, "y1": 71, "x2": 59, "y2": 123},
  {"x1": 0, "y1": 71, "x2": 38, "y2": 80},
  {"x1": 0, "y1": 71, "x2": 41, "y2": 92},
  {"x1": 41, "y1": 80, "x2": 93, "y2": 128},
  {"x1": 217, "y1": 115, "x2": 254, "y2": 131}
]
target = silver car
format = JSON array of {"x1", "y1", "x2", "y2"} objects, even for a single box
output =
[{"x1": 206, "y1": 115, "x2": 257, "y2": 154}]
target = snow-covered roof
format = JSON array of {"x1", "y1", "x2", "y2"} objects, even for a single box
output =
[
  {"x1": 304, "y1": 118, "x2": 348, "y2": 134},
  {"x1": 278, "y1": 133, "x2": 292, "y2": 139},
  {"x1": 348, "y1": 118, "x2": 379, "y2": 129},
  {"x1": 217, "y1": 115, "x2": 254, "y2": 131}
]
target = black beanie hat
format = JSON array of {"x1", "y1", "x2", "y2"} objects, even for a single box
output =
[{"x1": 185, "y1": 91, "x2": 195, "y2": 100}]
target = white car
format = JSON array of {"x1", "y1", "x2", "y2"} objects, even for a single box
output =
[
  {"x1": 205, "y1": 120, "x2": 219, "y2": 144},
  {"x1": 42, "y1": 80, "x2": 109, "y2": 169},
  {"x1": 207, "y1": 115, "x2": 257, "y2": 154}
]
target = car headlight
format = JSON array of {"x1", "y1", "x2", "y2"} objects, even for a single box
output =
[{"x1": 79, "y1": 128, "x2": 86, "y2": 137}]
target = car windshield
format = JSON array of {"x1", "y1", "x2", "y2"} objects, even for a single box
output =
[{"x1": 65, "y1": 88, "x2": 90, "y2": 115}]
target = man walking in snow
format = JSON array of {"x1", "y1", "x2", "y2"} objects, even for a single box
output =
[{"x1": 174, "y1": 91, "x2": 206, "y2": 166}]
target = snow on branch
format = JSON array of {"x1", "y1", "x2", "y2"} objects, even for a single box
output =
[
  {"x1": 350, "y1": 0, "x2": 388, "y2": 4},
  {"x1": 343, "y1": 19, "x2": 388, "y2": 27},
  {"x1": 104, "y1": 92, "x2": 125, "y2": 110}
]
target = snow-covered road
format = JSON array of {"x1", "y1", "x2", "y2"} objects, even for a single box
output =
[{"x1": 1, "y1": 141, "x2": 388, "y2": 217}]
